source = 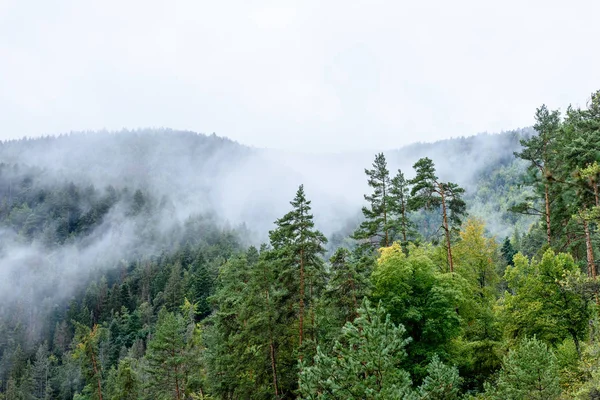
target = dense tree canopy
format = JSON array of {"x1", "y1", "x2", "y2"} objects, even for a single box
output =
[{"x1": 1, "y1": 91, "x2": 600, "y2": 399}]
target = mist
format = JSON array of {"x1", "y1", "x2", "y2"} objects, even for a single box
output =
[{"x1": 0, "y1": 128, "x2": 532, "y2": 342}]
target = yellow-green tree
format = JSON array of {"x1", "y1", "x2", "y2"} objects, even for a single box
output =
[{"x1": 500, "y1": 250, "x2": 593, "y2": 356}]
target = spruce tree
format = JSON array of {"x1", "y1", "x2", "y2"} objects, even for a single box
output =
[
  {"x1": 106, "y1": 358, "x2": 139, "y2": 400},
  {"x1": 501, "y1": 237, "x2": 517, "y2": 266}
]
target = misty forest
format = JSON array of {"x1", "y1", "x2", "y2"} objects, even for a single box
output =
[{"x1": 1, "y1": 90, "x2": 600, "y2": 400}]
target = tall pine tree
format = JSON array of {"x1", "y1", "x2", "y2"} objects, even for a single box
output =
[
  {"x1": 269, "y1": 185, "x2": 327, "y2": 357},
  {"x1": 353, "y1": 153, "x2": 394, "y2": 248},
  {"x1": 409, "y1": 157, "x2": 466, "y2": 272},
  {"x1": 390, "y1": 168, "x2": 415, "y2": 245}
]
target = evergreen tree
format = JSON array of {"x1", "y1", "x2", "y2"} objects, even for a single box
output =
[
  {"x1": 353, "y1": 153, "x2": 395, "y2": 248},
  {"x1": 31, "y1": 343, "x2": 51, "y2": 400},
  {"x1": 269, "y1": 185, "x2": 327, "y2": 354},
  {"x1": 417, "y1": 355, "x2": 461, "y2": 400},
  {"x1": 243, "y1": 248, "x2": 286, "y2": 398},
  {"x1": 390, "y1": 169, "x2": 416, "y2": 245},
  {"x1": 72, "y1": 324, "x2": 106, "y2": 400},
  {"x1": 106, "y1": 358, "x2": 139, "y2": 400},
  {"x1": 487, "y1": 337, "x2": 561, "y2": 400},
  {"x1": 557, "y1": 95, "x2": 600, "y2": 276},
  {"x1": 501, "y1": 237, "x2": 517, "y2": 266},
  {"x1": 298, "y1": 299, "x2": 415, "y2": 400},
  {"x1": 409, "y1": 157, "x2": 466, "y2": 272},
  {"x1": 163, "y1": 262, "x2": 184, "y2": 312},
  {"x1": 323, "y1": 248, "x2": 369, "y2": 324},
  {"x1": 204, "y1": 253, "x2": 253, "y2": 397},
  {"x1": 144, "y1": 308, "x2": 188, "y2": 400},
  {"x1": 514, "y1": 104, "x2": 561, "y2": 246}
]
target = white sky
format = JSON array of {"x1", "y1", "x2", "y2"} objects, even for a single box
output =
[{"x1": 1, "y1": 0, "x2": 599, "y2": 152}]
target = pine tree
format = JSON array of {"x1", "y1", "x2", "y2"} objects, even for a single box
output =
[
  {"x1": 204, "y1": 254, "x2": 254, "y2": 398},
  {"x1": 144, "y1": 308, "x2": 188, "y2": 400},
  {"x1": 31, "y1": 342, "x2": 51, "y2": 400},
  {"x1": 417, "y1": 355, "x2": 461, "y2": 400},
  {"x1": 409, "y1": 157, "x2": 466, "y2": 272},
  {"x1": 107, "y1": 358, "x2": 139, "y2": 400},
  {"x1": 323, "y1": 248, "x2": 370, "y2": 326},
  {"x1": 514, "y1": 105, "x2": 561, "y2": 246},
  {"x1": 163, "y1": 262, "x2": 184, "y2": 312},
  {"x1": 390, "y1": 169, "x2": 416, "y2": 245},
  {"x1": 72, "y1": 323, "x2": 106, "y2": 400},
  {"x1": 353, "y1": 153, "x2": 395, "y2": 248},
  {"x1": 558, "y1": 95, "x2": 600, "y2": 277},
  {"x1": 243, "y1": 248, "x2": 285, "y2": 397},
  {"x1": 487, "y1": 337, "x2": 561, "y2": 400},
  {"x1": 298, "y1": 299, "x2": 414, "y2": 399},
  {"x1": 269, "y1": 185, "x2": 327, "y2": 353}
]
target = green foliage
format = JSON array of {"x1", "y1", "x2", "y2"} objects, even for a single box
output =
[
  {"x1": 2, "y1": 96, "x2": 600, "y2": 399},
  {"x1": 390, "y1": 169, "x2": 418, "y2": 245},
  {"x1": 353, "y1": 153, "x2": 395, "y2": 248},
  {"x1": 452, "y1": 219, "x2": 502, "y2": 390},
  {"x1": 144, "y1": 308, "x2": 190, "y2": 400},
  {"x1": 371, "y1": 243, "x2": 462, "y2": 378},
  {"x1": 500, "y1": 237, "x2": 516, "y2": 266},
  {"x1": 417, "y1": 355, "x2": 461, "y2": 400},
  {"x1": 320, "y1": 248, "x2": 371, "y2": 334},
  {"x1": 298, "y1": 299, "x2": 415, "y2": 400},
  {"x1": 486, "y1": 337, "x2": 561, "y2": 400},
  {"x1": 500, "y1": 249, "x2": 593, "y2": 352},
  {"x1": 409, "y1": 157, "x2": 466, "y2": 271},
  {"x1": 72, "y1": 323, "x2": 107, "y2": 400},
  {"x1": 105, "y1": 358, "x2": 139, "y2": 400}
]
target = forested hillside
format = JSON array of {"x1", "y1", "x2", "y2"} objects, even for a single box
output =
[{"x1": 1, "y1": 91, "x2": 599, "y2": 399}]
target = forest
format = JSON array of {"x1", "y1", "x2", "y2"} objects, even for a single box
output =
[{"x1": 0, "y1": 90, "x2": 599, "y2": 399}]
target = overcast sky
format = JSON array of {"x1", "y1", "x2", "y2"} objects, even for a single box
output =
[{"x1": 1, "y1": 1, "x2": 599, "y2": 152}]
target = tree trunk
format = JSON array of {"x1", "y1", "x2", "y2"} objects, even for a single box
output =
[
  {"x1": 439, "y1": 184, "x2": 454, "y2": 273},
  {"x1": 401, "y1": 201, "x2": 407, "y2": 243},
  {"x1": 310, "y1": 279, "x2": 316, "y2": 345},
  {"x1": 349, "y1": 274, "x2": 358, "y2": 321},
  {"x1": 90, "y1": 352, "x2": 103, "y2": 400},
  {"x1": 584, "y1": 219, "x2": 596, "y2": 279},
  {"x1": 263, "y1": 267, "x2": 279, "y2": 397},
  {"x1": 269, "y1": 340, "x2": 279, "y2": 397},
  {"x1": 174, "y1": 373, "x2": 181, "y2": 400},
  {"x1": 383, "y1": 181, "x2": 389, "y2": 247},
  {"x1": 544, "y1": 182, "x2": 552, "y2": 246},
  {"x1": 299, "y1": 247, "x2": 305, "y2": 351}
]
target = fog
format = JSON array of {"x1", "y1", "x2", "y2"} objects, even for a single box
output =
[{"x1": 0, "y1": 128, "x2": 531, "y2": 338}]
